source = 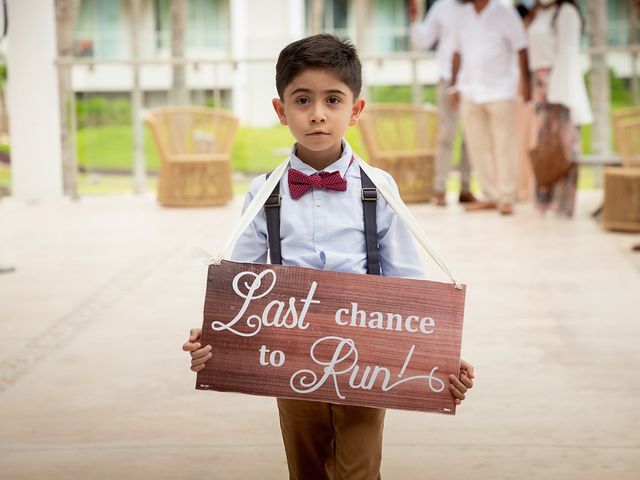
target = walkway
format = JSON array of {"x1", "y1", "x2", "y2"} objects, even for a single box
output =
[{"x1": 0, "y1": 191, "x2": 638, "y2": 479}]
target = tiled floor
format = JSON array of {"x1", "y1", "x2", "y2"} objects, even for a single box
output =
[{"x1": 0, "y1": 190, "x2": 638, "y2": 479}]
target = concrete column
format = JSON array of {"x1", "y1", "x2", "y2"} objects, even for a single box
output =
[
  {"x1": 7, "y1": 0, "x2": 63, "y2": 200},
  {"x1": 588, "y1": 0, "x2": 611, "y2": 155},
  {"x1": 288, "y1": 0, "x2": 305, "y2": 40},
  {"x1": 230, "y1": 0, "x2": 249, "y2": 124},
  {"x1": 231, "y1": 0, "x2": 305, "y2": 126},
  {"x1": 130, "y1": 0, "x2": 146, "y2": 194},
  {"x1": 630, "y1": 5, "x2": 639, "y2": 105}
]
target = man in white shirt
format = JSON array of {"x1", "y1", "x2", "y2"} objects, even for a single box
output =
[
  {"x1": 409, "y1": 0, "x2": 475, "y2": 207},
  {"x1": 450, "y1": 0, "x2": 531, "y2": 215}
]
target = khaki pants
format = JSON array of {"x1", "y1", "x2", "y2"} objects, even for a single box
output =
[
  {"x1": 277, "y1": 398, "x2": 385, "y2": 480},
  {"x1": 460, "y1": 97, "x2": 517, "y2": 203},
  {"x1": 436, "y1": 80, "x2": 472, "y2": 193}
]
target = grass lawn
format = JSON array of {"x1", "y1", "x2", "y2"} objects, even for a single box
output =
[
  {"x1": 77, "y1": 125, "x2": 160, "y2": 172},
  {"x1": 76, "y1": 123, "x2": 368, "y2": 174}
]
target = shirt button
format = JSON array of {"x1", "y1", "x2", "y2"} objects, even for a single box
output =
[{"x1": 315, "y1": 199, "x2": 321, "y2": 207}]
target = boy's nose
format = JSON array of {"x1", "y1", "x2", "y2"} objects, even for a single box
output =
[{"x1": 310, "y1": 106, "x2": 326, "y2": 123}]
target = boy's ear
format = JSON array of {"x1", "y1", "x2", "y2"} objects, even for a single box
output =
[
  {"x1": 349, "y1": 99, "x2": 366, "y2": 126},
  {"x1": 272, "y1": 98, "x2": 288, "y2": 126}
]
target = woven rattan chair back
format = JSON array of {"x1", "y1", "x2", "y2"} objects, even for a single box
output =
[
  {"x1": 616, "y1": 116, "x2": 640, "y2": 168},
  {"x1": 146, "y1": 106, "x2": 238, "y2": 206},
  {"x1": 358, "y1": 104, "x2": 437, "y2": 202}
]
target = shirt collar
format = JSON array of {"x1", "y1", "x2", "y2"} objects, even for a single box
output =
[{"x1": 289, "y1": 139, "x2": 353, "y2": 177}]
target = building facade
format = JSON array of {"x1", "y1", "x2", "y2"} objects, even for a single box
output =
[{"x1": 69, "y1": 0, "x2": 638, "y2": 126}]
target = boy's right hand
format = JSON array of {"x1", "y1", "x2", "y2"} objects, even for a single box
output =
[{"x1": 182, "y1": 328, "x2": 212, "y2": 372}]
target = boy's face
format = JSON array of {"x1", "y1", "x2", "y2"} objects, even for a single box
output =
[{"x1": 272, "y1": 68, "x2": 365, "y2": 165}]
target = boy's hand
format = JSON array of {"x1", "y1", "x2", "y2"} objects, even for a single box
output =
[
  {"x1": 448, "y1": 358, "x2": 474, "y2": 405},
  {"x1": 182, "y1": 328, "x2": 212, "y2": 373}
]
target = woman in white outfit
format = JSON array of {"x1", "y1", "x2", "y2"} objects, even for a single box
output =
[{"x1": 526, "y1": 0, "x2": 593, "y2": 217}]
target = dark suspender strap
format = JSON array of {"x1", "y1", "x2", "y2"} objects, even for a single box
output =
[
  {"x1": 264, "y1": 172, "x2": 282, "y2": 265},
  {"x1": 360, "y1": 167, "x2": 380, "y2": 275},
  {"x1": 264, "y1": 166, "x2": 380, "y2": 273}
]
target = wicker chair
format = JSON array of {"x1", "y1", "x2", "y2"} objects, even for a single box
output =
[
  {"x1": 358, "y1": 104, "x2": 437, "y2": 203},
  {"x1": 602, "y1": 116, "x2": 640, "y2": 232},
  {"x1": 146, "y1": 106, "x2": 238, "y2": 207},
  {"x1": 612, "y1": 106, "x2": 640, "y2": 153}
]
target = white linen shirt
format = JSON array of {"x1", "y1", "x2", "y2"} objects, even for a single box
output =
[
  {"x1": 527, "y1": 5, "x2": 593, "y2": 125},
  {"x1": 231, "y1": 140, "x2": 426, "y2": 280},
  {"x1": 454, "y1": 0, "x2": 528, "y2": 103},
  {"x1": 409, "y1": 0, "x2": 465, "y2": 82}
]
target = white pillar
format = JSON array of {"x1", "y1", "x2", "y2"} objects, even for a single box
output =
[
  {"x1": 588, "y1": 0, "x2": 611, "y2": 155},
  {"x1": 231, "y1": 0, "x2": 306, "y2": 126},
  {"x1": 230, "y1": 0, "x2": 249, "y2": 125},
  {"x1": 7, "y1": 0, "x2": 63, "y2": 200}
]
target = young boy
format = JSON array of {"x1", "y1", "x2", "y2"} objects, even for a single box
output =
[{"x1": 183, "y1": 34, "x2": 474, "y2": 480}]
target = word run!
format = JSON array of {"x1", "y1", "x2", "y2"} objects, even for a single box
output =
[{"x1": 289, "y1": 336, "x2": 445, "y2": 399}]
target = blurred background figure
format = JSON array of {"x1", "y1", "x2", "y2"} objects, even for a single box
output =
[
  {"x1": 514, "y1": 0, "x2": 536, "y2": 202},
  {"x1": 450, "y1": 0, "x2": 531, "y2": 215},
  {"x1": 526, "y1": 0, "x2": 593, "y2": 217},
  {"x1": 408, "y1": 0, "x2": 475, "y2": 207}
]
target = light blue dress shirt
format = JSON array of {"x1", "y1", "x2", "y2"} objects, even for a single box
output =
[{"x1": 231, "y1": 140, "x2": 426, "y2": 280}]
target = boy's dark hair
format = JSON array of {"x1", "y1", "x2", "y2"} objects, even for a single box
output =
[{"x1": 275, "y1": 34, "x2": 362, "y2": 100}]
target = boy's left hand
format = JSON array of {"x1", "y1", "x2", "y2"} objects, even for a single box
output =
[{"x1": 448, "y1": 359, "x2": 474, "y2": 405}]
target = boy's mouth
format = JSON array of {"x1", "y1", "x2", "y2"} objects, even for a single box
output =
[{"x1": 307, "y1": 131, "x2": 330, "y2": 136}]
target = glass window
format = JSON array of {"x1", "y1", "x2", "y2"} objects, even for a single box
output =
[
  {"x1": 304, "y1": 0, "x2": 353, "y2": 39},
  {"x1": 371, "y1": 0, "x2": 408, "y2": 53},
  {"x1": 606, "y1": 0, "x2": 630, "y2": 47},
  {"x1": 155, "y1": 0, "x2": 230, "y2": 56},
  {"x1": 578, "y1": 0, "x2": 630, "y2": 47},
  {"x1": 304, "y1": 0, "x2": 409, "y2": 52},
  {"x1": 75, "y1": 0, "x2": 124, "y2": 59}
]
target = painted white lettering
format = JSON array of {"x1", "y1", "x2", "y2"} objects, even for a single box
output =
[
  {"x1": 212, "y1": 269, "x2": 276, "y2": 337},
  {"x1": 278, "y1": 297, "x2": 299, "y2": 328},
  {"x1": 386, "y1": 312, "x2": 403, "y2": 331},
  {"x1": 298, "y1": 282, "x2": 319, "y2": 330},
  {"x1": 419, "y1": 317, "x2": 435, "y2": 334},
  {"x1": 262, "y1": 300, "x2": 285, "y2": 327},
  {"x1": 290, "y1": 337, "x2": 446, "y2": 400},
  {"x1": 349, "y1": 365, "x2": 391, "y2": 390},
  {"x1": 213, "y1": 269, "x2": 319, "y2": 337},
  {"x1": 350, "y1": 303, "x2": 366, "y2": 328},
  {"x1": 405, "y1": 315, "x2": 419, "y2": 333},
  {"x1": 258, "y1": 345, "x2": 286, "y2": 367},
  {"x1": 269, "y1": 350, "x2": 285, "y2": 367},
  {"x1": 290, "y1": 336, "x2": 358, "y2": 400},
  {"x1": 258, "y1": 345, "x2": 270, "y2": 366},
  {"x1": 333, "y1": 305, "x2": 436, "y2": 335},
  {"x1": 335, "y1": 308, "x2": 349, "y2": 326},
  {"x1": 368, "y1": 311, "x2": 384, "y2": 329}
]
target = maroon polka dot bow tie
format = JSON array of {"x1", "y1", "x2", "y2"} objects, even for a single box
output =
[{"x1": 288, "y1": 168, "x2": 347, "y2": 200}]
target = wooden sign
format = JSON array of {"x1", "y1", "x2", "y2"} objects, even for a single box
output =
[{"x1": 196, "y1": 261, "x2": 466, "y2": 414}]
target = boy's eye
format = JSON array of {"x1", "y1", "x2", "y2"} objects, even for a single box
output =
[
  {"x1": 327, "y1": 96, "x2": 341, "y2": 104},
  {"x1": 296, "y1": 97, "x2": 310, "y2": 105}
]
